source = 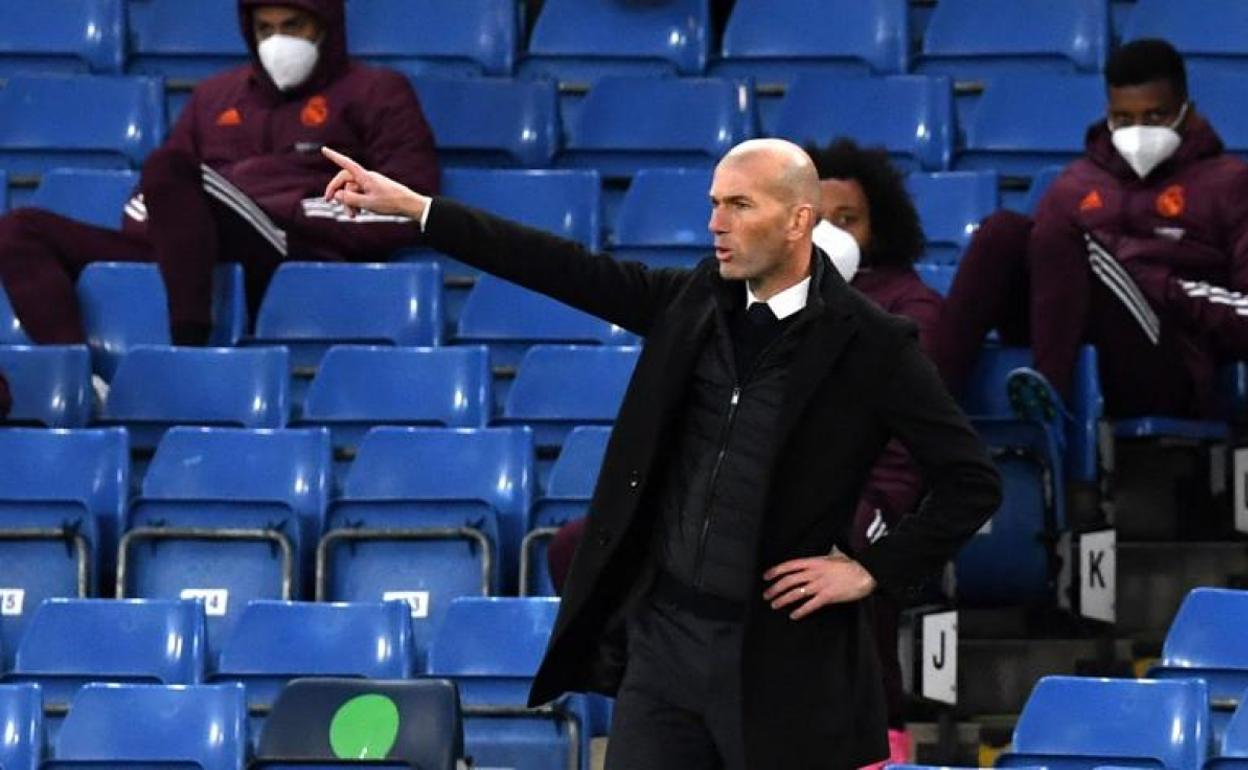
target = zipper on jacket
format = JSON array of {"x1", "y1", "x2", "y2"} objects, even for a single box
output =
[{"x1": 693, "y1": 385, "x2": 740, "y2": 590}]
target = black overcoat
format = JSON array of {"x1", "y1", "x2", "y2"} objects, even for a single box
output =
[{"x1": 422, "y1": 199, "x2": 1002, "y2": 768}]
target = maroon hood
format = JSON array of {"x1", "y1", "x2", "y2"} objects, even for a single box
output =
[
  {"x1": 1084, "y1": 109, "x2": 1227, "y2": 182},
  {"x1": 238, "y1": 0, "x2": 348, "y2": 99}
]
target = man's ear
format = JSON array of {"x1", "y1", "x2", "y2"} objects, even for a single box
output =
[{"x1": 790, "y1": 204, "x2": 815, "y2": 240}]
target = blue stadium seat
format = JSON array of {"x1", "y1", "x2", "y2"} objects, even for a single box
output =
[
  {"x1": 348, "y1": 0, "x2": 517, "y2": 77},
  {"x1": 77, "y1": 263, "x2": 248, "y2": 380},
  {"x1": 47, "y1": 683, "x2": 246, "y2": 770},
  {"x1": 252, "y1": 262, "x2": 442, "y2": 407},
  {"x1": 775, "y1": 75, "x2": 954, "y2": 172},
  {"x1": 915, "y1": 0, "x2": 1110, "y2": 78},
  {"x1": 521, "y1": 0, "x2": 709, "y2": 82},
  {"x1": 255, "y1": 678, "x2": 465, "y2": 770},
  {"x1": 1122, "y1": 0, "x2": 1248, "y2": 77},
  {"x1": 906, "y1": 171, "x2": 999, "y2": 264},
  {"x1": 29, "y1": 169, "x2": 136, "y2": 230},
  {"x1": 98, "y1": 346, "x2": 289, "y2": 450},
  {"x1": 428, "y1": 597, "x2": 582, "y2": 770},
  {"x1": 612, "y1": 167, "x2": 713, "y2": 269},
  {"x1": 712, "y1": 0, "x2": 909, "y2": 110},
  {"x1": 411, "y1": 77, "x2": 559, "y2": 168},
  {"x1": 522, "y1": 426, "x2": 610, "y2": 596},
  {"x1": 497, "y1": 345, "x2": 640, "y2": 458},
  {"x1": 125, "y1": 0, "x2": 247, "y2": 80},
  {"x1": 1190, "y1": 71, "x2": 1248, "y2": 159},
  {"x1": 7, "y1": 598, "x2": 204, "y2": 739},
  {"x1": 212, "y1": 600, "x2": 414, "y2": 716},
  {"x1": 1023, "y1": 165, "x2": 1065, "y2": 214},
  {"x1": 0, "y1": 0, "x2": 124, "y2": 75},
  {"x1": 956, "y1": 74, "x2": 1104, "y2": 178},
  {"x1": 456, "y1": 276, "x2": 640, "y2": 389},
  {"x1": 915, "y1": 263, "x2": 956, "y2": 297},
  {"x1": 0, "y1": 75, "x2": 164, "y2": 205},
  {"x1": 0, "y1": 684, "x2": 42, "y2": 770},
  {"x1": 299, "y1": 346, "x2": 491, "y2": 453},
  {"x1": 0, "y1": 282, "x2": 30, "y2": 344},
  {"x1": 0, "y1": 428, "x2": 128, "y2": 668},
  {"x1": 319, "y1": 427, "x2": 535, "y2": 656},
  {"x1": 1217, "y1": 702, "x2": 1248, "y2": 765},
  {"x1": 997, "y1": 676, "x2": 1210, "y2": 770},
  {"x1": 443, "y1": 168, "x2": 603, "y2": 251},
  {"x1": 120, "y1": 427, "x2": 332, "y2": 651},
  {"x1": 1148, "y1": 588, "x2": 1248, "y2": 743},
  {"x1": 0, "y1": 346, "x2": 91, "y2": 427},
  {"x1": 559, "y1": 77, "x2": 758, "y2": 178}
]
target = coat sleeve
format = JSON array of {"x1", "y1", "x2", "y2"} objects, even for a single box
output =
[
  {"x1": 424, "y1": 197, "x2": 694, "y2": 336},
  {"x1": 854, "y1": 333, "x2": 1002, "y2": 598}
]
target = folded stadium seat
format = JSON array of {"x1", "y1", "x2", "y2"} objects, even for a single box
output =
[
  {"x1": 118, "y1": 427, "x2": 332, "y2": 650},
  {"x1": 1189, "y1": 70, "x2": 1248, "y2": 160},
  {"x1": 254, "y1": 678, "x2": 465, "y2": 770},
  {"x1": 611, "y1": 167, "x2": 713, "y2": 270},
  {"x1": 1122, "y1": 0, "x2": 1248, "y2": 78},
  {"x1": 4, "y1": 598, "x2": 204, "y2": 743},
  {"x1": 954, "y1": 346, "x2": 1101, "y2": 605},
  {"x1": 297, "y1": 346, "x2": 491, "y2": 462},
  {"x1": 251, "y1": 262, "x2": 443, "y2": 411},
  {"x1": 455, "y1": 275, "x2": 640, "y2": 406},
  {"x1": 428, "y1": 597, "x2": 588, "y2": 770},
  {"x1": 410, "y1": 77, "x2": 559, "y2": 169},
  {"x1": 29, "y1": 169, "x2": 137, "y2": 230},
  {"x1": 905, "y1": 171, "x2": 999, "y2": 265},
  {"x1": 0, "y1": 684, "x2": 42, "y2": 770},
  {"x1": 521, "y1": 426, "x2": 610, "y2": 596},
  {"x1": 915, "y1": 0, "x2": 1109, "y2": 79},
  {"x1": 0, "y1": 428, "x2": 128, "y2": 669},
  {"x1": 914, "y1": 263, "x2": 956, "y2": 298},
  {"x1": 997, "y1": 675, "x2": 1210, "y2": 769},
  {"x1": 125, "y1": 0, "x2": 249, "y2": 122},
  {"x1": 0, "y1": 0, "x2": 124, "y2": 76},
  {"x1": 398, "y1": 168, "x2": 601, "y2": 326},
  {"x1": 710, "y1": 0, "x2": 908, "y2": 129},
  {"x1": 0, "y1": 346, "x2": 91, "y2": 427},
  {"x1": 317, "y1": 426, "x2": 535, "y2": 651},
  {"x1": 45, "y1": 682, "x2": 246, "y2": 770},
  {"x1": 1214, "y1": 702, "x2": 1248, "y2": 768},
  {"x1": 77, "y1": 263, "x2": 248, "y2": 380},
  {"x1": 773, "y1": 75, "x2": 954, "y2": 172},
  {"x1": 954, "y1": 74, "x2": 1104, "y2": 197},
  {"x1": 96, "y1": 345, "x2": 289, "y2": 452},
  {"x1": 347, "y1": 0, "x2": 517, "y2": 78},
  {"x1": 520, "y1": 0, "x2": 709, "y2": 85},
  {"x1": 558, "y1": 76, "x2": 758, "y2": 180},
  {"x1": 211, "y1": 600, "x2": 414, "y2": 726},
  {"x1": 0, "y1": 75, "x2": 164, "y2": 207},
  {"x1": 1021, "y1": 164, "x2": 1065, "y2": 214},
  {"x1": 1148, "y1": 588, "x2": 1248, "y2": 744}
]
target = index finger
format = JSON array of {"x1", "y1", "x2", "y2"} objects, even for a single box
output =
[
  {"x1": 321, "y1": 146, "x2": 368, "y2": 177},
  {"x1": 763, "y1": 558, "x2": 819, "y2": 582}
]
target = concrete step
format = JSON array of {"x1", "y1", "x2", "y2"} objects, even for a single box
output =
[
  {"x1": 956, "y1": 637, "x2": 1132, "y2": 717},
  {"x1": 1116, "y1": 540, "x2": 1248, "y2": 642}
]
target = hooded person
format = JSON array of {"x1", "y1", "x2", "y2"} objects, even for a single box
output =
[
  {"x1": 0, "y1": 0, "x2": 438, "y2": 371},
  {"x1": 930, "y1": 37, "x2": 1248, "y2": 423}
]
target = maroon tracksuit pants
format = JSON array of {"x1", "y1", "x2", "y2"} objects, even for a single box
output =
[
  {"x1": 930, "y1": 210, "x2": 1200, "y2": 418},
  {"x1": 0, "y1": 148, "x2": 284, "y2": 348}
]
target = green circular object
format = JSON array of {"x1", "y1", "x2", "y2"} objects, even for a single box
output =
[{"x1": 329, "y1": 694, "x2": 401, "y2": 760}]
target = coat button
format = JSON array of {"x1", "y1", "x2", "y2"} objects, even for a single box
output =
[
  {"x1": 595, "y1": 527, "x2": 612, "y2": 547},
  {"x1": 628, "y1": 470, "x2": 642, "y2": 489}
]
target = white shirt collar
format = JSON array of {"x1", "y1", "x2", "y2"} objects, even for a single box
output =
[{"x1": 745, "y1": 276, "x2": 811, "y2": 321}]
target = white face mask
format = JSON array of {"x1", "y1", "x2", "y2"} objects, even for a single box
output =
[
  {"x1": 1110, "y1": 102, "x2": 1189, "y2": 179},
  {"x1": 813, "y1": 219, "x2": 860, "y2": 282},
  {"x1": 257, "y1": 34, "x2": 319, "y2": 91}
]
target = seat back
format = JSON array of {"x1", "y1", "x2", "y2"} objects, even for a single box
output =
[
  {"x1": 443, "y1": 169, "x2": 602, "y2": 250},
  {"x1": 348, "y1": 0, "x2": 517, "y2": 77},
  {"x1": 1153, "y1": 588, "x2": 1248, "y2": 706},
  {"x1": 501, "y1": 345, "x2": 640, "y2": 439},
  {"x1": 412, "y1": 77, "x2": 558, "y2": 168},
  {"x1": 0, "y1": 426, "x2": 128, "y2": 530},
  {"x1": 917, "y1": 0, "x2": 1109, "y2": 77},
  {"x1": 523, "y1": 0, "x2": 709, "y2": 80},
  {"x1": 1190, "y1": 70, "x2": 1248, "y2": 158},
  {"x1": 562, "y1": 77, "x2": 757, "y2": 177},
  {"x1": 257, "y1": 678, "x2": 463, "y2": 770},
  {"x1": 125, "y1": 0, "x2": 248, "y2": 79},
  {"x1": 906, "y1": 171, "x2": 999, "y2": 264},
  {"x1": 0, "y1": 346, "x2": 91, "y2": 427},
  {"x1": 0, "y1": 0, "x2": 124, "y2": 75},
  {"x1": 53, "y1": 683, "x2": 246, "y2": 770},
  {"x1": 29, "y1": 168, "x2": 135, "y2": 230},
  {"x1": 0, "y1": 684, "x2": 42, "y2": 770},
  {"x1": 428, "y1": 597, "x2": 558, "y2": 684},
  {"x1": 775, "y1": 75, "x2": 953, "y2": 171},
  {"x1": 1122, "y1": 0, "x2": 1248, "y2": 76},
  {"x1": 614, "y1": 167, "x2": 713, "y2": 248},
  {"x1": 545, "y1": 427, "x2": 611, "y2": 499}
]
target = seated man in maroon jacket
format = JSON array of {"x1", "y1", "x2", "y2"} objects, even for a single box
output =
[
  {"x1": 0, "y1": 0, "x2": 438, "y2": 418},
  {"x1": 931, "y1": 38, "x2": 1248, "y2": 425}
]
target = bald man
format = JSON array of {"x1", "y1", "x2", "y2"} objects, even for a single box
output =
[{"x1": 323, "y1": 140, "x2": 1000, "y2": 768}]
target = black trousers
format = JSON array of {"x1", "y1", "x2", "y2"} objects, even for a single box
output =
[{"x1": 605, "y1": 585, "x2": 747, "y2": 770}]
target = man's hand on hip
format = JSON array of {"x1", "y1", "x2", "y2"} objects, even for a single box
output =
[{"x1": 762, "y1": 554, "x2": 877, "y2": 620}]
